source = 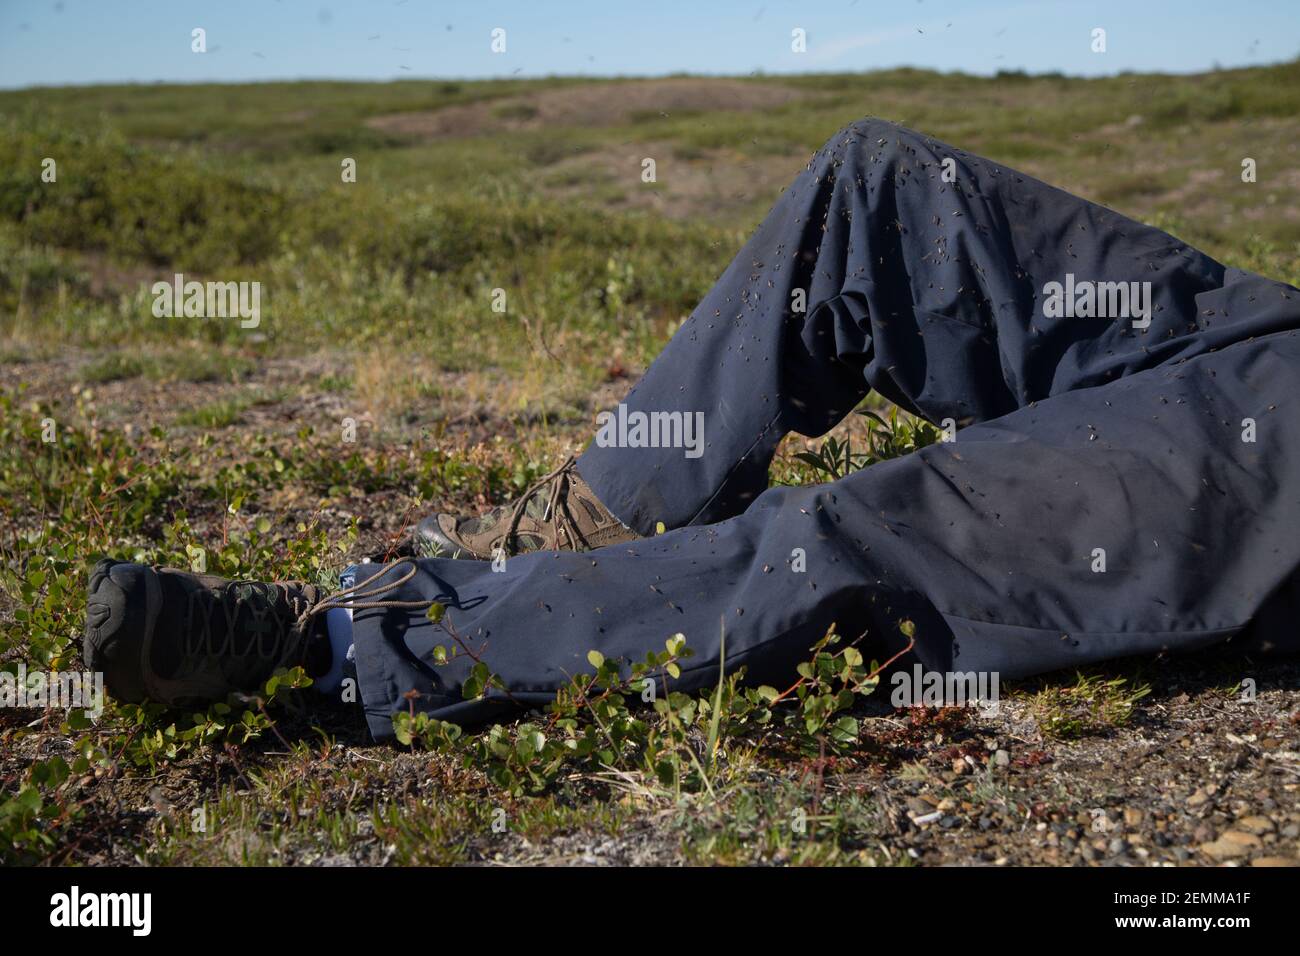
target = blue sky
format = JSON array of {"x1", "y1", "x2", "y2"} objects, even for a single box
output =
[{"x1": 1, "y1": 0, "x2": 1296, "y2": 89}]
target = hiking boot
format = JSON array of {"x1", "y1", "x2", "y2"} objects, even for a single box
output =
[
  {"x1": 84, "y1": 559, "x2": 330, "y2": 707},
  {"x1": 414, "y1": 456, "x2": 638, "y2": 559}
]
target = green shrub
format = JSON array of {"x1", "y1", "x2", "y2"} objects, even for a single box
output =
[{"x1": 0, "y1": 115, "x2": 287, "y2": 270}]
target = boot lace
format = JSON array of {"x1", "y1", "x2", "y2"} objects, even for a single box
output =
[
  {"x1": 500, "y1": 455, "x2": 594, "y2": 556},
  {"x1": 183, "y1": 561, "x2": 440, "y2": 668},
  {"x1": 183, "y1": 579, "x2": 314, "y2": 661}
]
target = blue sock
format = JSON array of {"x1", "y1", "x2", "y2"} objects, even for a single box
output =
[
  {"x1": 314, "y1": 608, "x2": 353, "y2": 694},
  {"x1": 314, "y1": 565, "x2": 362, "y2": 695}
]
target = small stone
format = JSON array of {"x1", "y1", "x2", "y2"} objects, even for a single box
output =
[
  {"x1": 1109, "y1": 838, "x2": 1129, "y2": 856},
  {"x1": 1236, "y1": 815, "x2": 1275, "y2": 835},
  {"x1": 1123, "y1": 808, "x2": 1144, "y2": 827},
  {"x1": 1200, "y1": 830, "x2": 1263, "y2": 861},
  {"x1": 994, "y1": 749, "x2": 1010, "y2": 767},
  {"x1": 1251, "y1": 856, "x2": 1295, "y2": 867},
  {"x1": 952, "y1": 757, "x2": 970, "y2": 775}
]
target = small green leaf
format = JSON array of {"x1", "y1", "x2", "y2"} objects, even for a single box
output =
[
  {"x1": 830, "y1": 715, "x2": 860, "y2": 743},
  {"x1": 393, "y1": 715, "x2": 414, "y2": 746}
]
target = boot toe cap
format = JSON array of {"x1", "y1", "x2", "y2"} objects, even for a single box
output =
[{"x1": 413, "y1": 514, "x2": 480, "y2": 559}]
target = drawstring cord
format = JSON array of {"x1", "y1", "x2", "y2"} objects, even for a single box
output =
[{"x1": 296, "y1": 557, "x2": 440, "y2": 632}]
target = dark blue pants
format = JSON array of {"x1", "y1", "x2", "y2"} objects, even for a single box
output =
[{"x1": 351, "y1": 119, "x2": 1300, "y2": 741}]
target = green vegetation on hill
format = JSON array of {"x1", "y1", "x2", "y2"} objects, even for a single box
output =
[{"x1": 2, "y1": 62, "x2": 1297, "y2": 362}]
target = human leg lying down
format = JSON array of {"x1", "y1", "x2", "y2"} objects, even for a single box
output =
[{"x1": 83, "y1": 119, "x2": 1300, "y2": 740}]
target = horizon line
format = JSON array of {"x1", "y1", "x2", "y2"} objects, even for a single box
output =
[{"x1": 3, "y1": 56, "x2": 1296, "y2": 94}]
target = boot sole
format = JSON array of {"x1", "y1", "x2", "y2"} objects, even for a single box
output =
[{"x1": 84, "y1": 559, "x2": 160, "y2": 704}]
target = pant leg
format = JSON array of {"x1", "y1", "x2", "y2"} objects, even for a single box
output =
[
  {"x1": 353, "y1": 328, "x2": 1300, "y2": 740},
  {"x1": 349, "y1": 118, "x2": 1300, "y2": 740},
  {"x1": 578, "y1": 118, "x2": 1296, "y2": 534}
]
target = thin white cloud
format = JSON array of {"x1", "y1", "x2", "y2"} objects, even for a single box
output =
[
  {"x1": 800, "y1": 1, "x2": 1057, "y2": 66},
  {"x1": 803, "y1": 24, "x2": 925, "y2": 65}
]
